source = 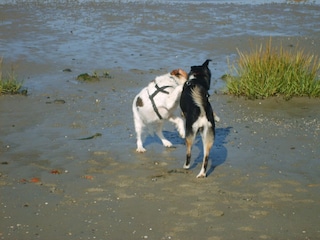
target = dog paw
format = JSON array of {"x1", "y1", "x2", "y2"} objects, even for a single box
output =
[
  {"x1": 213, "y1": 112, "x2": 220, "y2": 122},
  {"x1": 162, "y1": 140, "x2": 173, "y2": 148},
  {"x1": 178, "y1": 129, "x2": 185, "y2": 139},
  {"x1": 183, "y1": 163, "x2": 190, "y2": 169},
  {"x1": 178, "y1": 125, "x2": 185, "y2": 138},
  {"x1": 174, "y1": 122, "x2": 185, "y2": 138},
  {"x1": 136, "y1": 147, "x2": 146, "y2": 153},
  {"x1": 196, "y1": 172, "x2": 207, "y2": 178}
]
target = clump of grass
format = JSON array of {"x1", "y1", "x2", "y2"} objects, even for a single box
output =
[
  {"x1": 77, "y1": 73, "x2": 99, "y2": 82},
  {"x1": 226, "y1": 38, "x2": 320, "y2": 99},
  {"x1": 0, "y1": 58, "x2": 24, "y2": 95},
  {"x1": 76, "y1": 71, "x2": 112, "y2": 82}
]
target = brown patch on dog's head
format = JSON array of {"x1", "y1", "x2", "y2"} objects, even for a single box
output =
[
  {"x1": 170, "y1": 69, "x2": 188, "y2": 83},
  {"x1": 136, "y1": 96, "x2": 143, "y2": 107}
]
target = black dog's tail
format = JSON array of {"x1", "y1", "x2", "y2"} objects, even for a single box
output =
[
  {"x1": 202, "y1": 59, "x2": 212, "y2": 67},
  {"x1": 191, "y1": 86, "x2": 206, "y2": 117}
]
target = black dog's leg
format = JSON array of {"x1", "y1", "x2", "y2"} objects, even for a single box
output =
[
  {"x1": 197, "y1": 126, "x2": 214, "y2": 178},
  {"x1": 184, "y1": 133, "x2": 195, "y2": 169}
]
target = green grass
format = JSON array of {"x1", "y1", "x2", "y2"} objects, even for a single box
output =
[
  {"x1": 0, "y1": 58, "x2": 24, "y2": 95},
  {"x1": 225, "y1": 38, "x2": 320, "y2": 99},
  {"x1": 76, "y1": 70, "x2": 112, "y2": 82}
]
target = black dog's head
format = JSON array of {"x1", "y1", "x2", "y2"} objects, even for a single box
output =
[{"x1": 188, "y1": 59, "x2": 212, "y2": 91}]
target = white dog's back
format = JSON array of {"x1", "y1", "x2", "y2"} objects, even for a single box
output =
[
  {"x1": 134, "y1": 73, "x2": 176, "y2": 123},
  {"x1": 132, "y1": 69, "x2": 187, "y2": 152}
]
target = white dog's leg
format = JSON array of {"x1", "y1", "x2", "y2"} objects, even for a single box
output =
[
  {"x1": 136, "y1": 139, "x2": 146, "y2": 153},
  {"x1": 134, "y1": 116, "x2": 146, "y2": 153},
  {"x1": 136, "y1": 136, "x2": 146, "y2": 152},
  {"x1": 155, "y1": 122, "x2": 172, "y2": 148},
  {"x1": 168, "y1": 116, "x2": 185, "y2": 138}
]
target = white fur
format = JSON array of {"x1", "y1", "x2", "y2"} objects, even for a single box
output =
[{"x1": 132, "y1": 70, "x2": 187, "y2": 152}]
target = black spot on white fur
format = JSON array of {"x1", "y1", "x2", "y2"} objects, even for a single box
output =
[{"x1": 136, "y1": 96, "x2": 143, "y2": 107}]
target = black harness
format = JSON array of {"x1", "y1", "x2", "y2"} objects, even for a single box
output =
[{"x1": 148, "y1": 84, "x2": 173, "y2": 120}]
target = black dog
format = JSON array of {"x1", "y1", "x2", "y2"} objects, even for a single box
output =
[{"x1": 180, "y1": 60, "x2": 216, "y2": 178}]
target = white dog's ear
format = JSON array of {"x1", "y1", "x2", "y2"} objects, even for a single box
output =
[
  {"x1": 170, "y1": 69, "x2": 188, "y2": 79},
  {"x1": 170, "y1": 69, "x2": 180, "y2": 76}
]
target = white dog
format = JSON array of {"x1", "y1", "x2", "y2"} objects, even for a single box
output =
[{"x1": 132, "y1": 69, "x2": 188, "y2": 152}]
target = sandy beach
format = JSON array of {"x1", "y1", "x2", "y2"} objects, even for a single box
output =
[{"x1": 1, "y1": 1, "x2": 320, "y2": 239}]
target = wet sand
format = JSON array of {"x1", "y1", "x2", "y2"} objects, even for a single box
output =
[{"x1": 1, "y1": 1, "x2": 320, "y2": 239}]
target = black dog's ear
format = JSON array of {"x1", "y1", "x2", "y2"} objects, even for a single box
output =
[{"x1": 202, "y1": 59, "x2": 212, "y2": 67}]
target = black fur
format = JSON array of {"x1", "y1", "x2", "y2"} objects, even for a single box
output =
[
  {"x1": 188, "y1": 59, "x2": 212, "y2": 91},
  {"x1": 180, "y1": 59, "x2": 215, "y2": 178}
]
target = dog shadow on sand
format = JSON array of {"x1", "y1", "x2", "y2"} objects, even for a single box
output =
[
  {"x1": 143, "y1": 130, "x2": 185, "y2": 149},
  {"x1": 144, "y1": 127, "x2": 231, "y2": 177}
]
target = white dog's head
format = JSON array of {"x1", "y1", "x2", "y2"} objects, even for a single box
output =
[{"x1": 170, "y1": 69, "x2": 188, "y2": 85}]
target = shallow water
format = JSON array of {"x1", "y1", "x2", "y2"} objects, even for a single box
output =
[{"x1": 1, "y1": 0, "x2": 319, "y2": 90}]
